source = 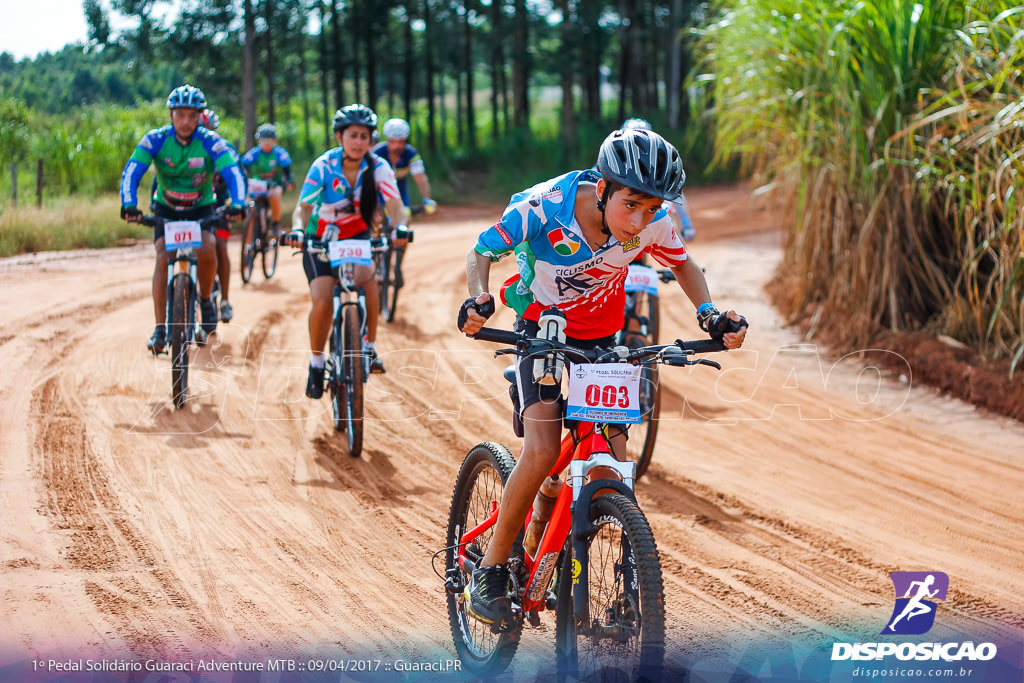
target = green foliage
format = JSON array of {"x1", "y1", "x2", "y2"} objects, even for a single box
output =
[{"x1": 697, "y1": 0, "x2": 1022, "y2": 363}]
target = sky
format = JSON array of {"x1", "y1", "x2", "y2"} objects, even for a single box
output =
[{"x1": 2, "y1": 0, "x2": 92, "y2": 59}]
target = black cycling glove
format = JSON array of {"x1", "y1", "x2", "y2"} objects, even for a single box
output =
[
  {"x1": 121, "y1": 206, "x2": 142, "y2": 222},
  {"x1": 458, "y1": 296, "x2": 495, "y2": 332},
  {"x1": 697, "y1": 306, "x2": 748, "y2": 341}
]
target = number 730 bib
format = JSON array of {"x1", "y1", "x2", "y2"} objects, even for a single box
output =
[{"x1": 565, "y1": 363, "x2": 641, "y2": 424}]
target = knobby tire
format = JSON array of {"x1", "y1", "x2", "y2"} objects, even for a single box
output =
[
  {"x1": 342, "y1": 305, "x2": 364, "y2": 458},
  {"x1": 169, "y1": 273, "x2": 190, "y2": 409}
]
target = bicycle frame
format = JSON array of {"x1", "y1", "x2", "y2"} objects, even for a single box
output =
[
  {"x1": 456, "y1": 419, "x2": 637, "y2": 624},
  {"x1": 331, "y1": 262, "x2": 370, "y2": 382}
]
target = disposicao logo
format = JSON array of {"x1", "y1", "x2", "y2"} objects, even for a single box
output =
[
  {"x1": 831, "y1": 571, "x2": 997, "y2": 662},
  {"x1": 882, "y1": 571, "x2": 947, "y2": 635}
]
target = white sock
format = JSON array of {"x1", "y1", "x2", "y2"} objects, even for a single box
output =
[
  {"x1": 365, "y1": 341, "x2": 376, "y2": 351},
  {"x1": 310, "y1": 352, "x2": 325, "y2": 369}
]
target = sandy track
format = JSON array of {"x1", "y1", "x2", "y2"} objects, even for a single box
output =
[{"x1": 1, "y1": 187, "x2": 1022, "y2": 677}]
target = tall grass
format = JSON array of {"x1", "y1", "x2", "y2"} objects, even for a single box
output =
[
  {"x1": 696, "y1": 0, "x2": 1022, "y2": 366},
  {"x1": 0, "y1": 194, "x2": 149, "y2": 257}
]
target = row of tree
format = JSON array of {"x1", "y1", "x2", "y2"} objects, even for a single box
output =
[{"x1": 4, "y1": 0, "x2": 700, "y2": 159}]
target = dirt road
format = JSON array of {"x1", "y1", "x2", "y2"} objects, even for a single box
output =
[{"x1": 1, "y1": 187, "x2": 1021, "y2": 680}]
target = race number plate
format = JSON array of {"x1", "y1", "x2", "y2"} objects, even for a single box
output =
[
  {"x1": 566, "y1": 363, "x2": 641, "y2": 424},
  {"x1": 247, "y1": 178, "x2": 269, "y2": 196},
  {"x1": 625, "y1": 264, "x2": 658, "y2": 295},
  {"x1": 328, "y1": 239, "x2": 372, "y2": 267},
  {"x1": 163, "y1": 221, "x2": 203, "y2": 251}
]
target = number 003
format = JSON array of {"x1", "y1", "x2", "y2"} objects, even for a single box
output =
[{"x1": 584, "y1": 384, "x2": 629, "y2": 408}]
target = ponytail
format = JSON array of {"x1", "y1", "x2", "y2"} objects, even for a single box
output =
[{"x1": 359, "y1": 158, "x2": 378, "y2": 228}]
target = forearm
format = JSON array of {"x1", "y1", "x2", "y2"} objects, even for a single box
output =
[
  {"x1": 671, "y1": 257, "x2": 713, "y2": 309},
  {"x1": 293, "y1": 201, "x2": 313, "y2": 231},
  {"x1": 385, "y1": 196, "x2": 407, "y2": 225},
  {"x1": 414, "y1": 172, "x2": 432, "y2": 200},
  {"x1": 466, "y1": 249, "x2": 492, "y2": 296}
]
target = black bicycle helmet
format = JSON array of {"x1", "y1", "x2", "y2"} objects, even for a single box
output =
[
  {"x1": 596, "y1": 128, "x2": 685, "y2": 202},
  {"x1": 333, "y1": 103, "x2": 378, "y2": 133}
]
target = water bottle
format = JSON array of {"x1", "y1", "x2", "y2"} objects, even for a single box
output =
[
  {"x1": 524, "y1": 475, "x2": 564, "y2": 557},
  {"x1": 534, "y1": 306, "x2": 566, "y2": 386}
]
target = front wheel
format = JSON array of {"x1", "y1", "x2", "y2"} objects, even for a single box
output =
[
  {"x1": 169, "y1": 273, "x2": 191, "y2": 409},
  {"x1": 555, "y1": 493, "x2": 665, "y2": 682},
  {"x1": 342, "y1": 305, "x2": 365, "y2": 458},
  {"x1": 446, "y1": 443, "x2": 522, "y2": 677},
  {"x1": 261, "y1": 228, "x2": 278, "y2": 278},
  {"x1": 328, "y1": 313, "x2": 345, "y2": 433}
]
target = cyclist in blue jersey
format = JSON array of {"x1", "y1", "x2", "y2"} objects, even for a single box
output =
[
  {"x1": 120, "y1": 85, "x2": 246, "y2": 353},
  {"x1": 373, "y1": 118, "x2": 436, "y2": 233},
  {"x1": 456, "y1": 128, "x2": 748, "y2": 625},
  {"x1": 240, "y1": 124, "x2": 294, "y2": 237},
  {"x1": 284, "y1": 104, "x2": 408, "y2": 396}
]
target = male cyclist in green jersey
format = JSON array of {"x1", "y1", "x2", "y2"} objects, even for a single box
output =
[
  {"x1": 240, "y1": 124, "x2": 294, "y2": 236},
  {"x1": 120, "y1": 84, "x2": 246, "y2": 353}
]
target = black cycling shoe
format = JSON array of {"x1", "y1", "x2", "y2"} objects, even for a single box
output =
[
  {"x1": 368, "y1": 349, "x2": 386, "y2": 374},
  {"x1": 464, "y1": 564, "x2": 511, "y2": 625},
  {"x1": 200, "y1": 297, "x2": 218, "y2": 336},
  {"x1": 147, "y1": 325, "x2": 167, "y2": 354},
  {"x1": 306, "y1": 364, "x2": 325, "y2": 399}
]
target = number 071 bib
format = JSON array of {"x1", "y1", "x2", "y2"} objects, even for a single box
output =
[{"x1": 566, "y1": 363, "x2": 641, "y2": 424}]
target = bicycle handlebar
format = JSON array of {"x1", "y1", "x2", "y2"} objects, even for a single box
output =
[
  {"x1": 138, "y1": 209, "x2": 226, "y2": 229},
  {"x1": 469, "y1": 326, "x2": 727, "y2": 366}
]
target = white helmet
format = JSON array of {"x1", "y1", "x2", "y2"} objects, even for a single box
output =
[{"x1": 382, "y1": 118, "x2": 411, "y2": 140}]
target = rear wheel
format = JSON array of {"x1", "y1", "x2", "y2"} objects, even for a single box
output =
[
  {"x1": 261, "y1": 211, "x2": 278, "y2": 279},
  {"x1": 446, "y1": 443, "x2": 522, "y2": 677},
  {"x1": 384, "y1": 248, "x2": 403, "y2": 323},
  {"x1": 624, "y1": 363, "x2": 660, "y2": 479},
  {"x1": 375, "y1": 246, "x2": 392, "y2": 322},
  {"x1": 342, "y1": 305, "x2": 364, "y2": 457},
  {"x1": 239, "y1": 210, "x2": 256, "y2": 283},
  {"x1": 169, "y1": 273, "x2": 190, "y2": 409},
  {"x1": 555, "y1": 493, "x2": 665, "y2": 682}
]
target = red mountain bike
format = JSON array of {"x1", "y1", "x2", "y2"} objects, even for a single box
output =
[{"x1": 441, "y1": 325, "x2": 726, "y2": 680}]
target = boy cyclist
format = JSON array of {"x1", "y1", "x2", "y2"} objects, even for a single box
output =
[{"x1": 456, "y1": 128, "x2": 748, "y2": 624}]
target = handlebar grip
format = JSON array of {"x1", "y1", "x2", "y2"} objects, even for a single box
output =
[
  {"x1": 471, "y1": 327, "x2": 526, "y2": 345},
  {"x1": 676, "y1": 338, "x2": 727, "y2": 354}
]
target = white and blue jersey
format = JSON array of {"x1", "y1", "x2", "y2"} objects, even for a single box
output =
[{"x1": 475, "y1": 170, "x2": 688, "y2": 339}]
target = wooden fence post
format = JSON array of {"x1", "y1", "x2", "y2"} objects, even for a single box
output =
[
  {"x1": 36, "y1": 159, "x2": 43, "y2": 208},
  {"x1": 10, "y1": 163, "x2": 16, "y2": 206}
]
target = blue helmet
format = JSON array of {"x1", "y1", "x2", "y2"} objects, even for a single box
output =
[{"x1": 166, "y1": 84, "x2": 207, "y2": 110}]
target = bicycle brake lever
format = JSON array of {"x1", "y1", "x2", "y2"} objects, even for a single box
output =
[{"x1": 697, "y1": 358, "x2": 722, "y2": 370}]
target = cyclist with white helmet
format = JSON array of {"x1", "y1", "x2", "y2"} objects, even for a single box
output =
[
  {"x1": 373, "y1": 117, "x2": 436, "y2": 226},
  {"x1": 456, "y1": 128, "x2": 748, "y2": 625},
  {"x1": 240, "y1": 123, "x2": 294, "y2": 237},
  {"x1": 120, "y1": 84, "x2": 246, "y2": 353},
  {"x1": 285, "y1": 104, "x2": 407, "y2": 394},
  {"x1": 621, "y1": 117, "x2": 696, "y2": 241}
]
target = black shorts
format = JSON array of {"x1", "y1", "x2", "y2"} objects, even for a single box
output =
[
  {"x1": 151, "y1": 203, "x2": 218, "y2": 243},
  {"x1": 301, "y1": 228, "x2": 373, "y2": 283},
  {"x1": 512, "y1": 318, "x2": 616, "y2": 413}
]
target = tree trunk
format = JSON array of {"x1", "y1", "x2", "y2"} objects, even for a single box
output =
[
  {"x1": 331, "y1": 0, "x2": 345, "y2": 107},
  {"x1": 320, "y1": 2, "x2": 332, "y2": 147},
  {"x1": 463, "y1": 0, "x2": 476, "y2": 150},
  {"x1": 298, "y1": 8, "x2": 313, "y2": 154},
  {"x1": 489, "y1": 0, "x2": 503, "y2": 140},
  {"x1": 350, "y1": 1, "x2": 362, "y2": 102},
  {"x1": 404, "y1": 0, "x2": 414, "y2": 120},
  {"x1": 265, "y1": 0, "x2": 276, "y2": 122},
  {"x1": 423, "y1": 0, "x2": 437, "y2": 151},
  {"x1": 558, "y1": 0, "x2": 576, "y2": 163},
  {"x1": 243, "y1": 0, "x2": 256, "y2": 144},
  {"x1": 512, "y1": 0, "x2": 529, "y2": 130}
]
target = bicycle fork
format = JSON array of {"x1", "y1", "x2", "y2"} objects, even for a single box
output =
[{"x1": 164, "y1": 251, "x2": 198, "y2": 345}]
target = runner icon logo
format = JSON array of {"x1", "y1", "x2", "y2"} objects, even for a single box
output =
[{"x1": 881, "y1": 571, "x2": 948, "y2": 635}]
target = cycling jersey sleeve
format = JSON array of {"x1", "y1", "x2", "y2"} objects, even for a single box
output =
[
  {"x1": 474, "y1": 190, "x2": 542, "y2": 261},
  {"x1": 299, "y1": 154, "x2": 328, "y2": 205},
  {"x1": 204, "y1": 131, "x2": 246, "y2": 206},
  {"x1": 240, "y1": 147, "x2": 259, "y2": 169},
  {"x1": 371, "y1": 156, "x2": 400, "y2": 203},
  {"x1": 641, "y1": 215, "x2": 688, "y2": 267},
  {"x1": 276, "y1": 147, "x2": 294, "y2": 186},
  {"x1": 120, "y1": 128, "x2": 163, "y2": 207}
]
